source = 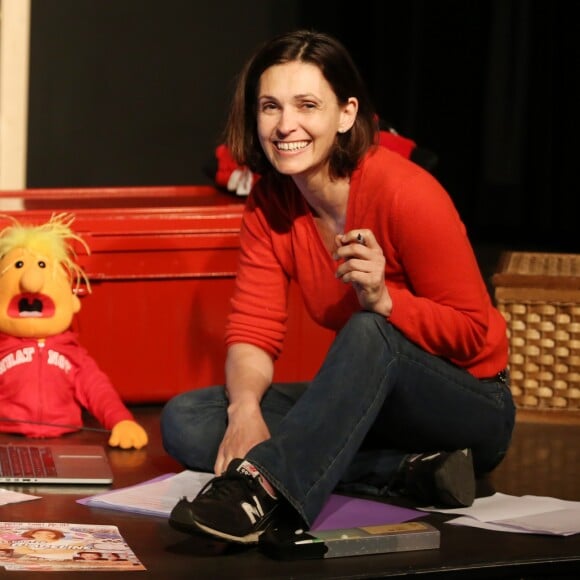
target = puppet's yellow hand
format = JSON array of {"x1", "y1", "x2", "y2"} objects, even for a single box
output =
[{"x1": 108, "y1": 420, "x2": 149, "y2": 450}]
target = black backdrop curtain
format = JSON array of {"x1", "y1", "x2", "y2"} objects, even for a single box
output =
[{"x1": 298, "y1": 0, "x2": 579, "y2": 251}]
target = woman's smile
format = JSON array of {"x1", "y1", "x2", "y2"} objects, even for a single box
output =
[{"x1": 275, "y1": 140, "x2": 311, "y2": 152}]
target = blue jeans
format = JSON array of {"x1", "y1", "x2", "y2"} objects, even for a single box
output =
[{"x1": 161, "y1": 312, "x2": 515, "y2": 527}]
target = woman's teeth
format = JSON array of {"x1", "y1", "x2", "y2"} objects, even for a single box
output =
[{"x1": 276, "y1": 141, "x2": 309, "y2": 151}]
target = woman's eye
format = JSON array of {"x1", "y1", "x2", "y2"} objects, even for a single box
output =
[{"x1": 297, "y1": 101, "x2": 318, "y2": 112}]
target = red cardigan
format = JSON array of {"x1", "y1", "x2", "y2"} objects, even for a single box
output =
[{"x1": 226, "y1": 147, "x2": 508, "y2": 378}]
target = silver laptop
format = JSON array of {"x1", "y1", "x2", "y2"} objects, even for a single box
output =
[{"x1": 0, "y1": 443, "x2": 113, "y2": 485}]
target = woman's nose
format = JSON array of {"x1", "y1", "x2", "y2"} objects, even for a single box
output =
[
  {"x1": 20, "y1": 266, "x2": 45, "y2": 293},
  {"x1": 276, "y1": 109, "x2": 297, "y2": 135}
]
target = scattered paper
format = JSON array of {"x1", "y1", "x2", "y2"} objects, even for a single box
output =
[
  {"x1": 419, "y1": 492, "x2": 580, "y2": 536},
  {"x1": 80, "y1": 470, "x2": 426, "y2": 531},
  {"x1": 0, "y1": 521, "x2": 144, "y2": 571},
  {"x1": 78, "y1": 471, "x2": 213, "y2": 517},
  {"x1": 0, "y1": 488, "x2": 40, "y2": 506}
]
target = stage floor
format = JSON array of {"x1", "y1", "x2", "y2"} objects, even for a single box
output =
[{"x1": 1, "y1": 405, "x2": 579, "y2": 579}]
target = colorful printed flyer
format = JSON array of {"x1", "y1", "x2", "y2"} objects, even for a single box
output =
[{"x1": 0, "y1": 522, "x2": 145, "y2": 571}]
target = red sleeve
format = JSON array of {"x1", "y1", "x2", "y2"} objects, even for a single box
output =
[
  {"x1": 73, "y1": 349, "x2": 134, "y2": 429},
  {"x1": 385, "y1": 170, "x2": 492, "y2": 362},
  {"x1": 225, "y1": 183, "x2": 291, "y2": 360}
]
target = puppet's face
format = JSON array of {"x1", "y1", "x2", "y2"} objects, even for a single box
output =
[{"x1": 0, "y1": 246, "x2": 81, "y2": 338}]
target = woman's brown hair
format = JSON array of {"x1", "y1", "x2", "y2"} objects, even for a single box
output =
[
  {"x1": 21, "y1": 528, "x2": 65, "y2": 540},
  {"x1": 225, "y1": 30, "x2": 378, "y2": 180}
]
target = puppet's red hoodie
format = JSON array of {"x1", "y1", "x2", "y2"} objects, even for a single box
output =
[{"x1": 0, "y1": 331, "x2": 133, "y2": 438}]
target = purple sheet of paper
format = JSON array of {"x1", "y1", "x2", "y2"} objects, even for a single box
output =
[{"x1": 311, "y1": 494, "x2": 425, "y2": 531}]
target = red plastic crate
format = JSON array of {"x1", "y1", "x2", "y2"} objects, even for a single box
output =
[{"x1": 1, "y1": 187, "x2": 334, "y2": 402}]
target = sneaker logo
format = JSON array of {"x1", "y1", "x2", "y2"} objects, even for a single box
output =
[
  {"x1": 241, "y1": 496, "x2": 264, "y2": 524},
  {"x1": 237, "y1": 460, "x2": 260, "y2": 479}
]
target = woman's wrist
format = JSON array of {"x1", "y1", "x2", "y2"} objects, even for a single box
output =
[
  {"x1": 227, "y1": 395, "x2": 262, "y2": 418},
  {"x1": 370, "y1": 292, "x2": 393, "y2": 318}
]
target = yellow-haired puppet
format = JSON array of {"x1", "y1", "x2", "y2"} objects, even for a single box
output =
[{"x1": 0, "y1": 214, "x2": 148, "y2": 449}]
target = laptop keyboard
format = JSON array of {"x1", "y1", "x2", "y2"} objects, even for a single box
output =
[{"x1": 0, "y1": 446, "x2": 58, "y2": 478}]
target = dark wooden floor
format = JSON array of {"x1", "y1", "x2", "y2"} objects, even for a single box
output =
[
  {"x1": 489, "y1": 410, "x2": 580, "y2": 503},
  {"x1": 1, "y1": 405, "x2": 579, "y2": 579}
]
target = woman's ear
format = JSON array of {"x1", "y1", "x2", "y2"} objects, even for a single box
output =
[{"x1": 338, "y1": 97, "x2": 359, "y2": 134}]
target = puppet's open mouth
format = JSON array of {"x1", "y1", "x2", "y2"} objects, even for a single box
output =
[{"x1": 8, "y1": 293, "x2": 56, "y2": 318}]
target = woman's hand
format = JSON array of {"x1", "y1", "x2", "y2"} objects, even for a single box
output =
[
  {"x1": 214, "y1": 399, "x2": 271, "y2": 475},
  {"x1": 214, "y1": 343, "x2": 274, "y2": 474},
  {"x1": 334, "y1": 229, "x2": 392, "y2": 317}
]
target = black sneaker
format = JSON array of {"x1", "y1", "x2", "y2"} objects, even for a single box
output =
[
  {"x1": 169, "y1": 459, "x2": 279, "y2": 544},
  {"x1": 400, "y1": 448, "x2": 476, "y2": 508}
]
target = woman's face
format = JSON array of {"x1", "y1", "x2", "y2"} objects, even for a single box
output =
[
  {"x1": 256, "y1": 61, "x2": 357, "y2": 180},
  {"x1": 30, "y1": 530, "x2": 59, "y2": 541},
  {"x1": 78, "y1": 552, "x2": 102, "y2": 560}
]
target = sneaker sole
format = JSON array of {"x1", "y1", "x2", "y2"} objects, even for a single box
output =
[
  {"x1": 169, "y1": 515, "x2": 263, "y2": 545},
  {"x1": 434, "y1": 450, "x2": 475, "y2": 507}
]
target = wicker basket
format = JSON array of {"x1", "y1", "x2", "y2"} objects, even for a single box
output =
[{"x1": 492, "y1": 251, "x2": 580, "y2": 412}]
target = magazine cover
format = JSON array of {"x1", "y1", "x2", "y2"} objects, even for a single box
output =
[{"x1": 0, "y1": 522, "x2": 145, "y2": 571}]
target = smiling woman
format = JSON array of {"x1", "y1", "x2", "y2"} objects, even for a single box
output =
[{"x1": 161, "y1": 29, "x2": 515, "y2": 547}]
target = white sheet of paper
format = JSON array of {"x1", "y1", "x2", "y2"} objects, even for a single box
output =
[
  {"x1": 420, "y1": 492, "x2": 580, "y2": 536},
  {"x1": 447, "y1": 517, "x2": 539, "y2": 534},
  {"x1": 0, "y1": 488, "x2": 41, "y2": 506},
  {"x1": 79, "y1": 470, "x2": 214, "y2": 517}
]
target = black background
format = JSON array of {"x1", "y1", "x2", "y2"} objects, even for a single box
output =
[{"x1": 26, "y1": 0, "x2": 579, "y2": 251}]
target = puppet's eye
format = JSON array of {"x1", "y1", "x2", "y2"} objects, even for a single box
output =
[
  {"x1": 38, "y1": 261, "x2": 46, "y2": 268},
  {"x1": 15, "y1": 261, "x2": 24, "y2": 269}
]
